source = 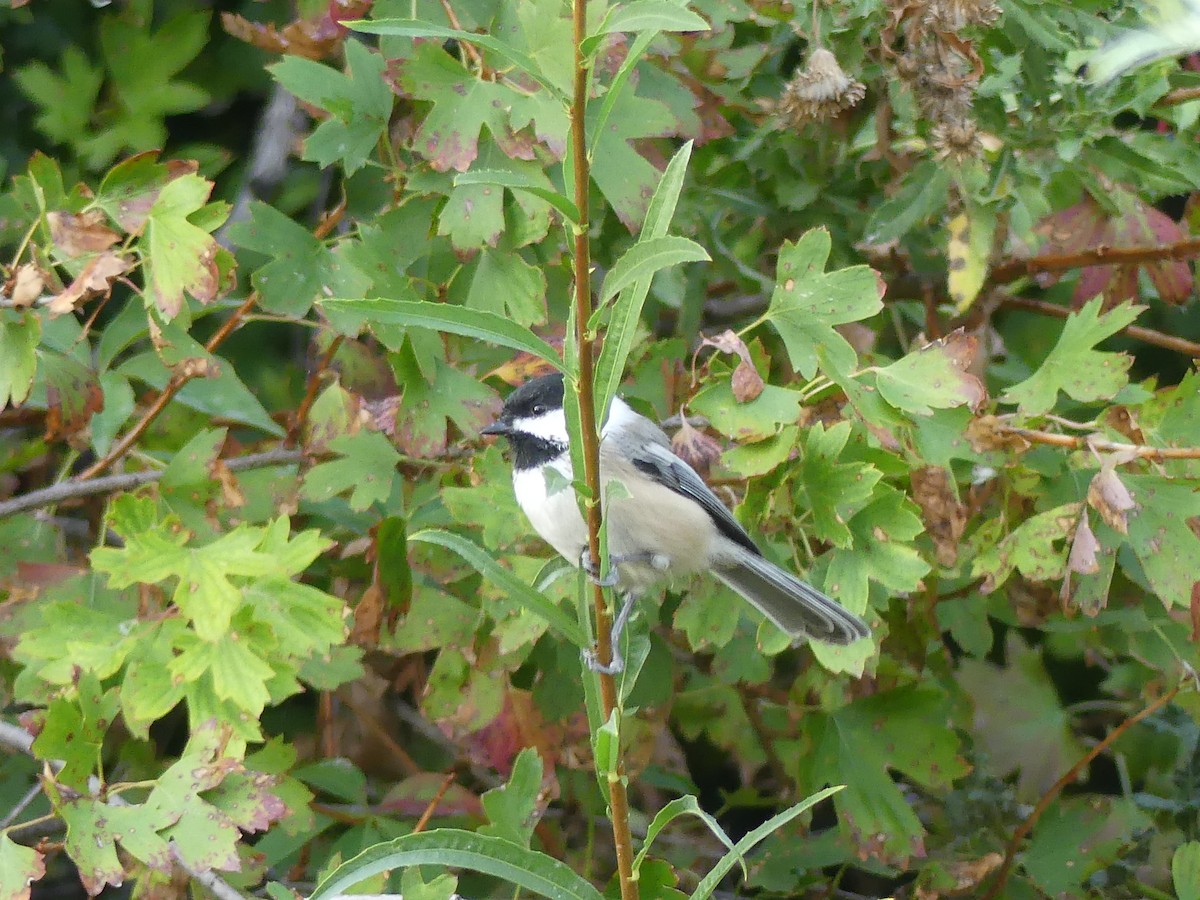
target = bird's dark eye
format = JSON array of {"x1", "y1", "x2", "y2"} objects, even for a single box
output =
[{"x1": 531, "y1": 404, "x2": 547, "y2": 415}]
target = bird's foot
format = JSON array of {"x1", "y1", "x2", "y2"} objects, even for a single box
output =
[
  {"x1": 581, "y1": 591, "x2": 639, "y2": 675},
  {"x1": 579, "y1": 549, "x2": 670, "y2": 587}
]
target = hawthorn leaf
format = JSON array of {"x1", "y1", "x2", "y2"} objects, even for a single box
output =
[
  {"x1": 588, "y1": 88, "x2": 677, "y2": 229},
  {"x1": 794, "y1": 422, "x2": 882, "y2": 547},
  {"x1": 33, "y1": 675, "x2": 120, "y2": 788},
  {"x1": 142, "y1": 173, "x2": 225, "y2": 317},
  {"x1": 301, "y1": 431, "x2": 401, "y2": 511},
  {"x1": 270, "y1": 39, "x2": 392, "y2": 174},
  {"x1": 228, "y1": 201, "x2": 370, "y2": 317},
  {"x1": 797, "y1": 686, "x2": 967, "y2": 866},
  {"x1": 479, "y1": 747, "x2": 544, "y2": 846},
  {"x1": 466, "y1": 247, "x2": 548, "y2": 327},
  {"x1": 60, "y1": 798, "x2": 127, "y2": 894},
  {"x1": 0, "y1": 311, "x2": 40, "y2": 408},
  {"x1": 1001, "y1": 299, "x2": 1142, "y2": 415},
  {"x1": 874, "y1": 330, "x2": 986, "y2": 416},
  {"x1": 1124, "y1": 474, "x2": 1200, "y2": 608},
  {"x1": 763, "y1": 229, "x2": 885, "y2": 379},
  {"x1": 959, "y1": 638, "x2": 1087, "y2": 801},
  {"x1": 973, "y1": 502, "x2": 1081, "y2": 593},
  {"x1": 0, "y1": 836, "x2": 44, "y2": 900}
]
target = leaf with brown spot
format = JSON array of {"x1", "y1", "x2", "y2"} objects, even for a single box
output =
[
  {"x1": 876, "y1": 329, "x2": 987, "y2": 416},
  {"x1": 48, "y1": 210, "x2": 121, "y2": 258},
  {"x1": 48, "y1": 252, "x2": 131, "y2": 316}
]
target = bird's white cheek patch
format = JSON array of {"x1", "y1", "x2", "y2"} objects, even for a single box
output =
[{"x1": 511, "y1": 408, "x2": 569, "y2": 444}]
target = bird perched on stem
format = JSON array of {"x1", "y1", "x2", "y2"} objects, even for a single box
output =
[{"x1": 481, "y1": 373, "x2": 869, "y2": 672}]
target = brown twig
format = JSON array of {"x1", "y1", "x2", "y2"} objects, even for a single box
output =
[
  {"x1": 438, "y1": 0, "x2": 486, "y2": 73},
  {"x1": 995, "y1": 424, "x2": 1200, "y2": 460},
  {"x1": 289, "y1": 334, "x2": 344, "y2": 447},
  {"x1": 0, "y1": 448, "x2": 302, "y2": 520},
  {"x1": 412, "y1": 770, "x2": 459, "y2": 834},
  {"x1": 1001, "y1": 296, "x2": 1200, "y2": 357},
  {"x1": 1157, "y1": 86, "x2": 1200, "y2": 108},
  {"x1": 76, "y1": 292, "x2": 259, "y2": 481},
  {"x1": 980, "y1": 679, "x2": 1185, "y2": 900},
  {"x1": 569, "y1": 0, "x2": 637, "y2": 895},
  {"x1": 987, "y1": 237, "x2": 1200, "y2": 287}
]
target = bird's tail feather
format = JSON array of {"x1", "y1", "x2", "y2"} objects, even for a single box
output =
[{"x1": 712, "y1": 554, "x2": 869, "y2": 645}]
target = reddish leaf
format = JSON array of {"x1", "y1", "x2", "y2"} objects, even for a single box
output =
[{"x1": 47, "y1": 210, "x2": 121, "y2": 258}]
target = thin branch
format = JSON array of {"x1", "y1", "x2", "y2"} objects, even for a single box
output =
[
  {"x1": 1157, "y1": 85, "x2": 1200, "y2": 108},
  {"x1": 569, "y1": 0, "x2": 637, "y2": 896},
  {"x1": 995, "y1": 425, "x2": 1200, "y2": 460},
  {"x1": 289, "y1": 334, "x2": 344, "y2": 447},
  {"x1": 412, "y1": 770, "x2": 458, "y2": 834},
  {"x1": 980, "y1": 679, "x2": 1185, "y2": 900},
  {"x1": 987, "y1": 237, "x2": 1200, "y2": 287},
  {"x1": 1001, "y1": 296, "x2": 1200, "y2": 357},
  {"x1": 76, "y1": 292, "x2": 260, "y2": 481},
  {"x1": 0, "y1": 448, "x2": 302, "y2": 519}
]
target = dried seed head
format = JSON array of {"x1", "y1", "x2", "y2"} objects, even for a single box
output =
[
  {"x1": 779, "y1": 47, "x2": 866, "y2": 124},
  {"x1": 926, "y1": 0, "x2": 1001, "y2": 30},
  {"x1": 932, "y1": 118, "x2": 982, "y2": 160}
]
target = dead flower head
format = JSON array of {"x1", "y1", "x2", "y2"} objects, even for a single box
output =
[{"x1": 779, "y1": 47, "x2": 866, "y2": 124}]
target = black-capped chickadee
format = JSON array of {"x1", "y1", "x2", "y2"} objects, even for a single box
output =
[{"x1": 481, "y1": 373, "x2": 869, "y2": 671}]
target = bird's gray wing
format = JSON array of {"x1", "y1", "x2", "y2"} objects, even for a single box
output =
[{"x1": 628, "y1": 442, "x2": 761, "y2": 557}]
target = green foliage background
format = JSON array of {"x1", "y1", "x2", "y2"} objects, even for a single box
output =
[{"x1": 3, "y1": 0, "x2": 1200, "y2": 897}]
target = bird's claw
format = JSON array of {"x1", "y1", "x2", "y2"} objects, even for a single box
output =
[
  {"x1": 579, "y1": 548, "x2": 621, "y2": 587},
  {"x1": 580, "y1": 592, "x2": 639, "y2": 676}
]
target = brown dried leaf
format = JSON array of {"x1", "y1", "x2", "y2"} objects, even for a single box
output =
[
  {"x1": 700, "y1": 329, "x2": 763, "y2": 402},
  {"x1": 910, "y1": 466, "x2": 968, "y2": 566},
  {"x1": 210, "y1": 458, "x2": 245, "y2": 508},
  {"x1": 670, "y1": 416, "x2": 722, "y2": 478},
  {"x1": 48, "y1": 252, "x2": 131, "y2": 316},
  {"x1": 351, "y1": 583, "x2": 385, "y2": 648},
  {"x1": 1067, "y1": 515, "x2": 1100, "y2": 576},
  {"x1": 966, "y1": 414, "x2": 1029, "y2": 453},
  {"x1": 1086, "y1": 464, "x2": 1136, "y2": 534},
  {"x1": 6, "y1": 263, "x2": 45, "y2": 308},
  {"x1": 47, "y1": 210, "x2": 121, "y2": 258}
]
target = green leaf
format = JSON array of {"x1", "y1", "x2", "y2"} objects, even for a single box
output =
[
  {"x1": 1001, "y1": 299, "x2": 1141, "y2": 415},
  {"x1": 301, "y1": 431, "x2": 401, "y2": 511},
  {"x1": 466, "y1": 247, "x2": 548, "y2": 327},
  {"x1": 228, "y1": 201, "x2": 370, "y2": 317},
  {"x1": 958, "y1": 637, "x2": 1087, "y2": 802},
  {"x1": 409, "y1": 529, "x2": 585, "y2": 646},
  {"x1": 141, "y1": 173, "x2": 225, "y2": 317},
  {"x1": 863, "y1": 161, "x2": 950, "y2": 244},
  {"x1": 634, "y1": 795, "x2": 741, "y2": 878},
  {"x1": 270, "y1": 39, "x2": 392, "y2": 174},
  {"x1": 599, "y1": 236, "x2": 709, "y2": 306},
  {"x1": 797, "y1": 688, "x2": 967, "y2": 866},
  {"x1": 311, "y1": 828, "x2": 604, "y2": 900},
  {"x1": 33, "y1": 675, "x2": 120, "y2": 788},
  {"x1": 480, "y1": 747, "x2": 544, "y2": 846},
  {"x1": 0, "y1": 311, "x2": 41, "y2": 409},
  {"x1": 1124, "y1": 474, "x2": 1200, "y2": 609},
  {"x1": 59, "y1": 798, "x2": 127, "y2": 894},
  {"x1": 13, "y1": 47, "x2": 103, "y2": 150},
  {"x1": 795, "y1": 422, "x2": 882, "y2": 547},
  {"x1": 594, "y1": 141, "x2": 694, "y2": 419},
  {"x1": 587, "y1": 88, "x2": 677, "y2": 229},
  {"x1": 583, "y1": 1, "x2": 708, "y2": 54},
  {"x1": 690, "y1": 787, "x2": 844, "y2": 900},
  {"x1": 1085, "y1": 1, "x2": 1200, "y2": 83},
  {"x1": 320, "y1": 298, "x2": 563, "y2": 369},
  {"x1": 351, "y1": 19, "x2": 569, "y2": 103},
  {"x1": 1174, "y1": 841, "x2": 1200, "y2": 900},
  {"x1": 0, "y1": 836, "x2": 44, "y2": 900},
  {"x1": 873, "y1": 331, "x2": 986, "y2": 416},
  {"x1": 763, "y1": 228, "x2": 885, "y2": 379},
  {"x1": 454, "y1": 170, "x2": 580, "y2": 224},
  {"x1": 587, "y1": 30, "x2": 658, "y2": 152},
  {"x1": 972, "y1": 502, "x2": 1080, "y2": 593}
]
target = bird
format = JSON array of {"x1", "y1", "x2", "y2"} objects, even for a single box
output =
[{"x1": 480, "y1": 373, "x2": 870, "y2": 671}]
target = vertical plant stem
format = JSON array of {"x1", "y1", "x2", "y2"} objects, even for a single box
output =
[{"x1": 569, "y1": 2, "x2": 638, "y2": 897}]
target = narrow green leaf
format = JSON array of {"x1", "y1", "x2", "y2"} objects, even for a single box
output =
[
  {"x1": 319, "y1": 298, "x2": 563, "y2": 369},
  {"x1": 599, "y1": 236, "x2": 708, "y2": 307},
  {"x1": 582, "y1": 1, "x2": 708, "y2": 54},
  {"x1": 308, "y1": 829, "x2": 605, "y2": 900},
  {"x1": 348, "y1": 19, "x2": 569, "y2": 102},
  {"x1": 409, "y1": 529, "x2": 585, "y2": 646},
  {"x1": 634, "y1": 795, "x2": 742, "y2": 877},
  {"x1": 593, "y1": 141, "x2": 693, "y2": 418},
  {"x1": 689, "y1": 786, "x2": 844, "y2": 900},
  {"x1": 1174, "y1": 841, "x2": 1200, "y2": 900},
  {"x1": 455, "y1": 170, "x2": 580, "y2": 225}
]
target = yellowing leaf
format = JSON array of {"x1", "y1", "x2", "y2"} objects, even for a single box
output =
[{"x1": 947, "y1": 207, "x2": 995, "y2": 313}]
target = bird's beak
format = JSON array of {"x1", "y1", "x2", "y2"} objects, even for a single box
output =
[{"x1": 480, "y1": 418, "x2": 511, "y2": 437}]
